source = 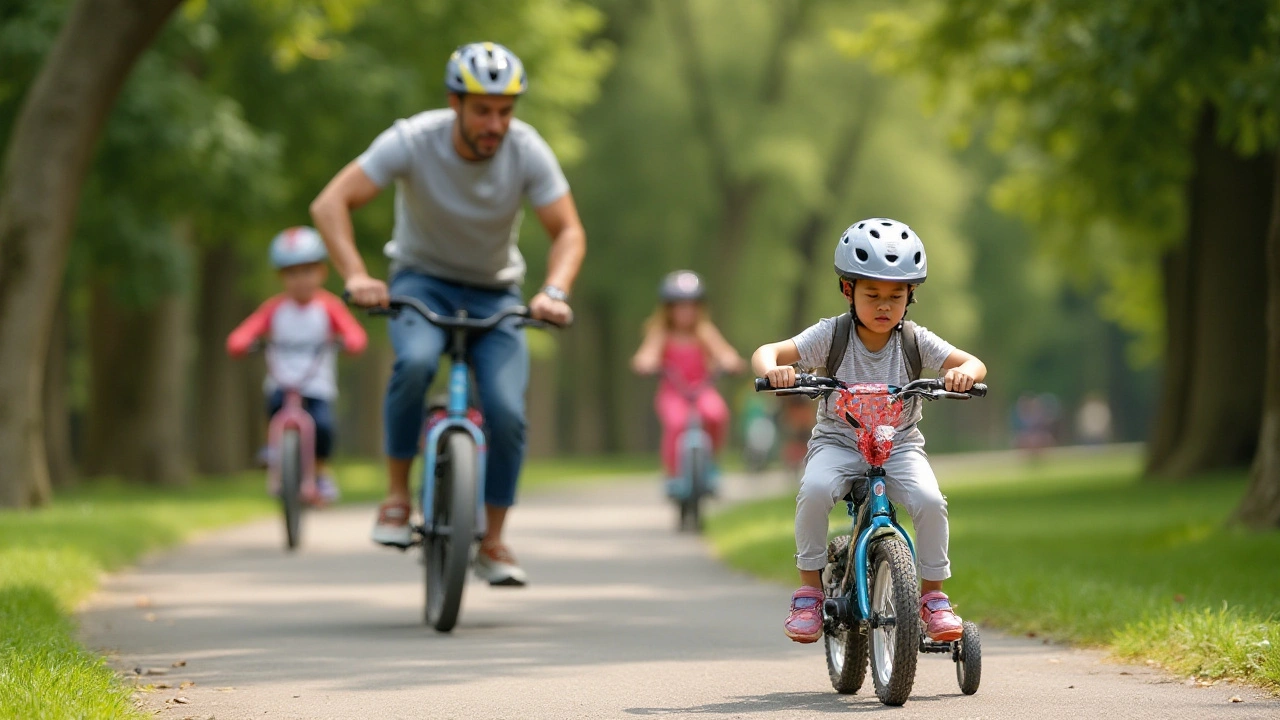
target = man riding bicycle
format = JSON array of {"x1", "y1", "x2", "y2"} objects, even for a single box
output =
[{"x1": 310, "y1": 42, "x2": 585, "y2": 587}]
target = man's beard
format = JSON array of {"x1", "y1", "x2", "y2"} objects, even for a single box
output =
[{"x1": 461, "y1": 124, "x2": 505, "y2": 159}]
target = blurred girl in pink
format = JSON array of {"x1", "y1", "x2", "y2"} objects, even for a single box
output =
[{"x1": 631, "y1": 270, "x2": 745, "y2": 494}]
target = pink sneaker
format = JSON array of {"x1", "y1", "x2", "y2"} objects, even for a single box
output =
[
  {"x1": 920, "y1": 590, "x2": 963, "y2": 642},
  {"x1": 784, "y1": 586, "x2": 825, "y2": 643}
]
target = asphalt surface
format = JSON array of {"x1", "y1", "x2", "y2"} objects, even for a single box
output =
[{"x1": 81, "y1": 473, "x2": 1279, "y2": 719}]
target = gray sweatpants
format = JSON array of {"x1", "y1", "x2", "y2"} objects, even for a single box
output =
[{"x1": 795, "y1": 441, "x2": 951, "y2": 580}]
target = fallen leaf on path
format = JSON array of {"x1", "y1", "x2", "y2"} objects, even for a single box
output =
[
  {"x1": 214, "y1": 687, "x2": 235, "y2": 692},
  {"x1": 173, "y1": 696, "x2": 190, "y2": 705},
  {"x1": 143, "y1": 667, "x2": 169, "y2": 676},
  {"x1": 1119, "y1": 671, "x2": 1132, "y2": 675},
  {"x1": 151, "y1": 682, "x2": 171, "y2": 690},
  {"x1": 179, "y1": 681, "x2": 195, "y2": 690},
  {"x1": 1067, "y1": 685, "x2": 1074, "y2": 689},
  {"x1": 172, "y1": 659, "x2": 187, "y2": 667},
  {"x1": 1229, "y1": 696, "x2": 1244, "y2": 703},
  {"x1": 292, "y1": 695, "x2": 301, "y2": 698}
]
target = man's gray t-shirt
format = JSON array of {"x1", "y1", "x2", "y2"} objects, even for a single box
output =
[
  {"x1": 792, "y1": 316, "x2": 955, "y2": 451},
  {"x1": 357, "y1": 109, "x2": 570, "y2": 288}
]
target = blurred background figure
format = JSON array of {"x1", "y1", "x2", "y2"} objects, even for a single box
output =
[
  {"x1": 1075, "y1": 393, "x2": 1113, "y2": 446},
  {"x1": 1012, "y1": 392, "x2": 1060, "y2": 458},
  {"x1": 632, "y1": 270, "x2": 745, "y2": 497}
]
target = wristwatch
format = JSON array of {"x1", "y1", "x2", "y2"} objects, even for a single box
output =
[{"x1": 540, "y1": 285, "x2": 570, "y2": 303}]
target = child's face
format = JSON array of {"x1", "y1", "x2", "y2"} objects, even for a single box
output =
[
  {"x1": 845, "y1": 279, "x2": 911, "y2": 334},
  {"x1": 667, "y1": 300, "x2": 701, "y2": 332},
  {"x1": 280, "y1": 262, "x2": 327, "y2": 302}
]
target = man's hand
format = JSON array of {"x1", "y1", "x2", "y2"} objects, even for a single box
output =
[
  {"x1": 529, "y1": 292, "x2": 573, "y2": 326},
  {"x1": 345, "y1": 273, "x2": 389, "y2": 308}
]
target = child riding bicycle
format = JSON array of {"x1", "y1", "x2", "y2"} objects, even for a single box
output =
[
  {"x1": 227, "y1": 226, "x2": 367, "y2": 504},
  {"x1": 751, "y1": 218, "x2": 987, "y2": 644},
  {"x1": 631, "y1": 271, "x2": 745, "y2": 497}
]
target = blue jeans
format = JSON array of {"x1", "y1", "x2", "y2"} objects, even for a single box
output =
[
  {"x1": 384, "y1": 270, "x2": 530, "y2": 508},
  {"x1": 266, "y1": 392, "x2": 334, "y2": 459}
]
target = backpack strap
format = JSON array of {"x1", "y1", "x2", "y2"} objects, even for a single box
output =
[
  {"x1": 825, "y1": 313, "x2": 853, "y2": 377},
  {"x1": 901, "y1": 320, "x2": 922, "y2": 382}
]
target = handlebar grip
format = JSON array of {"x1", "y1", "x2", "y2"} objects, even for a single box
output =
[
  {"x1": 754, "y1": 377, "x2": 773, "y2": 392},
  {"x1": 969, "y1": 383, "x2": 987, "y2": 397}
]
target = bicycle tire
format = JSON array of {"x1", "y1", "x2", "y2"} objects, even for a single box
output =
[
  {"x1": 280, "y1": 430, "x2": 302, "y2": 551},
  {"x1": 823, "y1": 536, "x2": 868, "y2": 694},
  {"x1": 868, "y1": 538, "x2": 919, "y2": 706},
  {"x1": 424, "y1": 431, "x2": 477, "y2": 632},
  {"x1": 686, "y1": 448, "x2": 705, "y2": 532},
  {"x1": 956, "y1": 620, "x2": 982, "y2": 695}
]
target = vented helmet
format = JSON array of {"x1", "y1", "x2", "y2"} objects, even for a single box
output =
[
  {"x1": 445, "y1": 42, "x2": 527, "y2": 96},
  {"x1": 834, "y1": 218, "x2": 927, "y2": 284}
]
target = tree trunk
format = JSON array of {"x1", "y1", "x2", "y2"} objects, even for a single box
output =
[
  {"x1": 1234, "y1": 150, "x2": 1280, "y2": 528},
  {"x1": 1146, "y1": 109, "x2": 1271, "y2": 478},
  {"x1": 84, "y1": 280, "x2": 191, "y2": 485},
  {"x1": 0, "y1": 0, "x2": 184, "y2": 508},
  {"x1": 193, "y1": 243, "x2": 252, "y2": 474},
  {"x1": 44, "y1": 290, "x2": 75, "y2": 489}
]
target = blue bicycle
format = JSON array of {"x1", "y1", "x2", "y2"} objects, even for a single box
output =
[
  {"x1": 367, "y1": 296, "x2": 556, "y2": 633},
  {"x1": 755, "y1": 374, "x2": 987, "y2": 706}
]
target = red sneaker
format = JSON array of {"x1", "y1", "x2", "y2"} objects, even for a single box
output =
[
  {"x1": 784, "y1": 586, "x2": 825, "y2": 643},
  {"x1": 920, "y1": 590, "x2": 963, "y2": 642}
]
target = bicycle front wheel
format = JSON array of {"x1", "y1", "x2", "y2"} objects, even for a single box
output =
[
  {"x1": 424, "y1": 431, "x2": 477, "y2": 633},
  {"x1": 279, "y1": 430, "x2": 302, "y2": 551},
  {"x1": 868, "y1": 538, "x2": 919, "y2": 706}
]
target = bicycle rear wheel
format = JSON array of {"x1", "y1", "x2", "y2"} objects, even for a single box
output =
[
  {"x1": 424, "y1": 431, "x2": 477, "y2": 633},
  {"x1": 279, "y1": 430, "x2": 302, "y2": 551},
  {"x1": 868, "y1": 538, "x2": 919, "y2": 706},
  {"x1": 823, "y1": 536, "x2": 868, "y2": 694}
]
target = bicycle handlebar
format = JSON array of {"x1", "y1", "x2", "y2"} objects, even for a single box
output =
[
  {"x1": 754, "y1": 374, "x2": 987, "y2": 400},
  {"x1": 355, "y1": 294, "x2": 567, "y2": 331}
]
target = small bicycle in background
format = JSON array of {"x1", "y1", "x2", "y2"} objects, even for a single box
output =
[
  {"x1": 755, "y1": 374, "x2": 987, "y2": 706},
  {"x1": 363, "y1": 296, "x2": 559, "y2": 633},
  {"x1": 250, "y1": 340, "x2": 339, "y2": 551},
  {"x1": 663, "y1": 370, "x2": 720, "y2": 533}
]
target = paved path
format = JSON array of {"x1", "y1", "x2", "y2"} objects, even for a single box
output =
[{"x1": 82, "y1": 477, "x2": 1277, "y2": 719}]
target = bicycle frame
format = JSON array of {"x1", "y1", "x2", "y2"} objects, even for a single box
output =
[
  {"x1": 268, "y1": 389, "x2": 317, "y2": 492},
  {"x1": 419, "y1": 321, "x2": 489, "y2": 538},
  {"x1": 848, "y1": 469, "x2": 917, "y2": 623}
]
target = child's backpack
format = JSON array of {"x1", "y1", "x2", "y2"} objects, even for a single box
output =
[{"x1": 823, "y1": 313, "x2": 922, "y2": 382}]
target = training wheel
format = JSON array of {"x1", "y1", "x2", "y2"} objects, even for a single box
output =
[{"x1": 955, "y1": 620, "x2": 981, "y2": 695}]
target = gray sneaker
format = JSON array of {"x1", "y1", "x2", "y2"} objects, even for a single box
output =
[
  {"x1": 371, "y1": 501, "x2": 412, "y2": 548},
  {"x1": 474, "y1": 543, "x2": 528, "y2": 587}
]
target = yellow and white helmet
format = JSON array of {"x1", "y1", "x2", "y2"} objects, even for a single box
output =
[{"x1": 445, "y1": 42, "x2": 527, "y2": 96}]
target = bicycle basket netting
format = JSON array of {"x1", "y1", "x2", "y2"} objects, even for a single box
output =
[{"x1": 832, "y1": 384, "x2": 903, "y2": 466}]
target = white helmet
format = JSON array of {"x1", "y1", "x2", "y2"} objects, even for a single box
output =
[
  {"x1": 269, "y1": 226, "x2": 328, "y2": 269},
  {"x1": 833, "y1": 218, "x2": 927, "y2": 284},
  {"x1": 445, "y1": 42, "x2": 527, "y2": 96}
]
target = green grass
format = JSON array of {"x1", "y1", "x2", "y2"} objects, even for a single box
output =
[
  {"x1": 706, "y1": 455, "x2": 1280, "y2": 689},
  {"x1": 0, "y1": 455, "x2": 653, "y2": 719},
  {"x1": 0, "y1": 475, "x2": 275, "y2": 719}
]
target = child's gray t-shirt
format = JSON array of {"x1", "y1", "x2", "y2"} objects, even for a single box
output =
[
  {"x1": 358, "y1": 109, "x2": 570, "y2": 288},
  {"x1": 791, "y1": 316, "x2": 955, "y2": 451}
]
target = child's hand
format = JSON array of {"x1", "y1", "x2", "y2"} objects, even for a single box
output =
[
  {"x1": 943, "y1": 367, "x2": 976, "y2": 393},
  {"x1": 764, "y1": 365, "x2": 796, "y2": 388},
  {"x1": 631, "y1": 353, "x2": 661, "y2": 376}
]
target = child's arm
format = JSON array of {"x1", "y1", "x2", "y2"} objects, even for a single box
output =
[
  {"x1": 940, "y1": 349, "x2": 987, "y2": 393},
  {"x1": 319, "y1": 291, "x2": 368, "y2": 354},
  {"x1": 696, "y1": 322, "x2": 746, "y2": 374},
  {"x1": 226, "y1": 297, "x2": 283, "y2": 357},
  {"x1": 752, "y1": 340, "x2": 801, "y2": 388},
  {"x1": 631, "y1": 323, "x2": 666, "y2": 375}
]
